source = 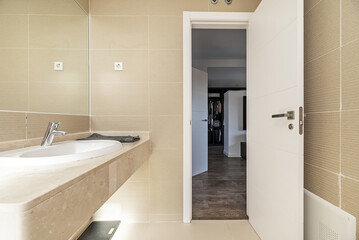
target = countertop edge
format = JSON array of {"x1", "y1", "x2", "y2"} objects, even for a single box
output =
[{"x1": 0, "y1": 138, "x2": 151, "y2": 213}]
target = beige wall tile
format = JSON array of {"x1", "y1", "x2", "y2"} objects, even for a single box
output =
[
  {"x1": 0, "y1": 0, "x2": 28, "y2": 14},
  {"x1": 102, "y1": 180, "x2": 149, "y2": 222},
  {"x1": 150, "y1": 83, "x2": 182, "y2": 115},
  {"x1": 90, "y1": 0, "x2": 148, "y2": 15},
  {"x1": 149, "y1": 16, "x2": 182, "y2": 49},
  {"x1": 29, "y1": 49, "x2": 88, "y2": 83},
  {"x1": 149, "y1": 149, "x2": 182, "y2": 181},
  {"x1": 342, "y1": 0, "x2": 359, "y2": 45},
  {"x1": 341, "y1": 177, "x2": 359, "y2": 239},
  {"x1": 0, "y1": 140, "x2": 26, "y2": 152},
  {"x1": 0, "y1": 15, "x2": 28, "y2": 48},
  {"x1": 91, "y1": 82, "x2": 148, "y2": 115},
  {"x1": 341, "y1": 111, "x2": 359, "y2": 181},
  {"x1": 129, "y1": 160, "x2": 149, "y2": 181},
  {"x1": 148, "y1": 0, "x2": 208, "y2": 16},
  {"x1": 29, "y1": 0, "x2": 86, "y2": 15},
  {"x1": 0, "y1": 112, "x2": 26, "y2": 142},
  {"x1": 150, "y1": 115, "x2": 182, "y2": 150},
  {"x1": 0, "y1": 82, "x2": 28, "y2": 111},
  {"x1": 75, "y1": 0, "x2": 89, "y2": 14},
  {"x1": 0, "y1": 49, "x2": 28, "y2": 82},
  {"x1": 29, "y1": 82, "x2": 88, "y2": 114},
  {"x1": 304, "y1": 113, "x2": 340, "y2": 173},
  {"x1": 304, "y1": 0, "x2": 321, "y2": 14},
  {"x1": 91, "y1": 16, "x2": 148, "y2": 49},
  {"x1": 208, "y1": 0, "x2": 261, "y2": 12},
  {"x1": 304, "y1": 49, "x2": 340, "y2": 113},
  {"x1": 342, "y1": 40, "x2": 359, "y2": 110},
  {"x1": 107, "y1": 188, "x2": 150, "y2": 222},
  {"x1": 91, "y1": 50, "x2": 148, "y2": 83},
  {"x1": 304, "y1": 163, "x2": 339, "y2": 206},
  {"x1": 149, "y1": 50, "x2": 182, "y2": 83},
  {"x1": 29, "y1": 15, "x2": 88, "y2": 49},
  {"x1": 26, "y1": 113, "x2": 89, "y2": 139},
  {"x1": 150, "y1": 180, "x2": 182, "y2": 215},
  {"x1": 91, "y1": 116, "x2": 149, "y2": 131},
  {"x1": 116, "y1": 180, "x2": 149, "y2": 198},
  {"x1": 304, "y1": 0, "x2": 340, "y2": 63}
]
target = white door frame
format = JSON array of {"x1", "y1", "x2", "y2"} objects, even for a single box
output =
[{"x1": 183, "y1": 11, "x2": 252, "y2": 223}]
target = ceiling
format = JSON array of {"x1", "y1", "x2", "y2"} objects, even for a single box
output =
[
  {"x1": 192, "y1": 29, "x2": 246, "y2": 60},
  {"x1": 192, "y1": 29, "x2": 246, "y2": 88},
  {"x1": 207, "y1": 67, "x2": 246, "y2": 88}
]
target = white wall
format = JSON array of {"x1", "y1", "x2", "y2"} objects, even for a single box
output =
[{"x1": 224, "y1": 90, "x2": 246, "y2": 157}]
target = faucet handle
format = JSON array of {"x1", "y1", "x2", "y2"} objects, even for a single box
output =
[{"x1": 48, "y1": 121, "x2": 61, "y2": 129}]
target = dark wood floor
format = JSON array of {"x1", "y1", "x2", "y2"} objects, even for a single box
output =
[{"x1": 192, "y1": 146, "x2": 247, "y2": 220}]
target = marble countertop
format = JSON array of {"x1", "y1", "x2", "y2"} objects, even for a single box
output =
[{"x1": 0, "y1": 131, "x2": 150, "y2": 212}]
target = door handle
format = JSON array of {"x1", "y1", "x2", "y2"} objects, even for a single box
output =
[
  {"x1": 201, "y1": 119, "x2": 208, "y2": 122},
  {"x1": 272, "y1": 111, "x2": 295, "y2": 120}
]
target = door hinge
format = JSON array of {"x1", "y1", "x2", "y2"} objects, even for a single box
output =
[{"x1": 299, "y1": 106, "x2": 304, "y2": 135}]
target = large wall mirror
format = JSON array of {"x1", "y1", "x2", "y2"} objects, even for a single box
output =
[{"x1": 0, "y1": 0, "x2": 89, "y2": 115}]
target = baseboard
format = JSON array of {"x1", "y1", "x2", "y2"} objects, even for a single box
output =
[{"x1": 227, "y1": 153, "x2": 241, "y2": 158}]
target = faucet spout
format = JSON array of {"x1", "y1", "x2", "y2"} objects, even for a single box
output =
[
  {"x1": 41, "y1": 122, "x2": 67, "y2": 147},
  {"x1": 52, "y1": 130, "x2": 67, "y2": 136}
]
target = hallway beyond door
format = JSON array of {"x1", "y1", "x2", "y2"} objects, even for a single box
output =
[{"x1": 192, "y1": 146, "x2": 247, "y2": 220}]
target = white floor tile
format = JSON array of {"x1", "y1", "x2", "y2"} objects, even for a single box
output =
[{"x1": 112, "y1": 220, "x2": 261, "y2": 240}]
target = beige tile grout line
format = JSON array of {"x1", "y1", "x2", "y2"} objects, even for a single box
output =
[
  {"x1": 26, "y1": 0, "x2": 30, "y2": 140},
  {"x1": 147, "y1": 14, "x2": 151, "y2": 222},
  {"x1": 0, "y1": 110, "x2": 89, "y2": 116},
  {"x1": 305, "y1": 162, "x2": 339, "y2": 176},
  {"x1": 304, "y1": 47, "x2": 339, "y2": 65},
  {"x1": 339, "y1": 0, "x2": 343, "y2": 209},
  {"x1": 0, "y1": 14, "x2": 88, "y2": 17},
  {"x1": 304, "y1": 0, "x2": 324, "y2": 16},
  {"x1": 342, "y1": 175, "x2": 359, "y2": 184},
  {"x1": 342, "y1": 36, "x2": 359, "y2": 47},
  {"x1": 89, "y1": 0, "x2": 92, "y2": 133},
  {"x1": 305, "y1": 109, "x2": 359, "y2": 115},
  {"x1": 305, "y1": 110, "x2": 340, "y2": 115}
]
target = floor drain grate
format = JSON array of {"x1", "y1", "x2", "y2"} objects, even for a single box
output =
[{"x1": 78, "y1": 221, "x2": 121, "y2": 240}]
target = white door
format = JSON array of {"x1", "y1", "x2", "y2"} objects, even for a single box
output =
[
  {"x1": 192, "y1": 68, "x2": 208, "y2": 176},
  {"x1": 247, "y1": 0, "x2": 304, "y2": 239}
]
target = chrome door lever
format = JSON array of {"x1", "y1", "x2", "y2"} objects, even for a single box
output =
[
  {"x1": 201, "y1": 119, "x2": 208, "y2": 122},
  {"x1": 272, "y1": 111, "x2": 295, "y2": 120}
]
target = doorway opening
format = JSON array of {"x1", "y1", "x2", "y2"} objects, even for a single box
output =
[
  {"x1": 191, "y1": 29, "x2": 247, "y2": 220},
  {"x1": 183, "y1": 8, "x2": 304, "y2": 239},
  {"x1": 182, "y1": 12, "x2": 251, "y2": 223}
]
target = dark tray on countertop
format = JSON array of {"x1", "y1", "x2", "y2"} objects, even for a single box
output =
[{"x1": 77, "y1": 133, "x2": 140, "y2": 143}]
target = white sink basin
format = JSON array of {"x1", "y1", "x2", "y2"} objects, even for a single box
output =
[{"x1": 0, "y1": 140, "x2": 123, "y2": 167}]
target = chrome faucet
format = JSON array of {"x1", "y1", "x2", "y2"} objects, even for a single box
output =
[{"x1": 41, "y1": 122, "x2": 67, "y2": 147}]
